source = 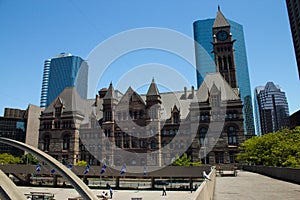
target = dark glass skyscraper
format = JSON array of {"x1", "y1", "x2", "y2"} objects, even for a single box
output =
[
  {"x1": 286, "y1": 0, "x2": 300, "y2": 78},
  {"x1": 254, "y1": 82, "x2": 289, "y2": 135},
  {"x1": 193, "y1": 9, "x2": 255, "y2": 136},
  {"x1": 40, "y1": 53, "x2": 88, "y2": 108}
]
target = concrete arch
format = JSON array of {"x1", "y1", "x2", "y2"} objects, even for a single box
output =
[{"x1": 0, "y1": 137, "x2": 98, "y2": 200}]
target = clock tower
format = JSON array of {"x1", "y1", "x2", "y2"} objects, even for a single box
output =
[{"x1": 212, "y1": 6, "x2": 238, "y2": 89}]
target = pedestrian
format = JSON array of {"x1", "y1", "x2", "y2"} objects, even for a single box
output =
[
  {"x1": 162, "y1": 185, "x2": 167, "y2": 196},
  {"x1": 101, "y1": 191, "x2": 108, "y2": 200},
  {"x1": 110, "y1": 187, "x2": 113, "y2": 198}
]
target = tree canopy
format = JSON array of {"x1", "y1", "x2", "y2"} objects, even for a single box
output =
[
  {"x1": 76, "y1": 160, "x2": 88, "y2": 166},
  {"x1": 0, "y1": 153, "x2": 22, "y2": 165},
  {"x1": 236, "y1": 127, "x2": 300, "y2": 168},
  {"x1": 172, "y1": 153, "x2": 201, "y2": 166},
  {"x1": 21, "y1": 153, "x2": 39, "y2": 165}
]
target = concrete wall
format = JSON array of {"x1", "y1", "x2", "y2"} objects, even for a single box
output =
[
  {"x1": 193, "y1": 169, "x2": 216, "y2": 200},
  {"x1": 243, "y1": 165, "x2": 300, "y2": 184},
  {"x1": 25, "y1": 104, "x2": 43, "y2": 148},
  {"x1": 0, "y1": 169, "x2": 26, "y2": 200}
]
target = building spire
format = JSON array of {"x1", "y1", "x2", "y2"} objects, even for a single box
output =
[
  {"x1": 103, "y1": 82, "x2": 115, "y2": 99},
  {"x1": 213, "y1": 6, "x2": 230, "y2": 28},
  {"x1": 147, "y1": 78, "x2": 160, "y2": 96}
]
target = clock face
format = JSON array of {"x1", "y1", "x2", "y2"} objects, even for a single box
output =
[{"x1": 216, "y1": 30, "x2": 228, "y2": 41}]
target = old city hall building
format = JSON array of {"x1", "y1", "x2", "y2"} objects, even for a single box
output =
[{"x1": 38, "y1": 9, "x2": 245, "y2": 167}]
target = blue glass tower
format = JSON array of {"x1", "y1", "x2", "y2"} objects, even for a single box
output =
[
  {"x1": 193, "y1": 9, "x2": 255, "y2": 136},
  {"x1": 40, "y1": 59, "x2": 51, "y2": 108},
  {"x1": 41, "y1": 53, "x2": 88, "y2": 108}
]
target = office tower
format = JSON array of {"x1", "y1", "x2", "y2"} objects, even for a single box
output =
[
  {"x1": 40, "y1": 53, "x2": 88, "y2": 108},
  {"x1": 254, "y1": 82, "x2": 289, "y2": 135},
  {"x1": 193, "y1": 7, "x2": 255, "y2": 136},
  {"x1": 0, "y1": 105, "x2": 41, "y2": 156},
  {"x1": 286, "y1": 0, "x2": 300, "y2": 78},
  {"x1": 40, "y1": 59, "x2": 51, "y2": 108}
]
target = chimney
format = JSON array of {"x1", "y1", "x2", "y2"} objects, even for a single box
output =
[{"x1": 191, "y1": 86, "x2": 195, "y2": 98}]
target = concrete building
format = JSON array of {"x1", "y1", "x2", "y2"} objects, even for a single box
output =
[
  {"x1": 286, "y1": 0, "x2": 300, "y2": 78},
  {"x1": 254, "y1": 82, "x2": 289, "y2": 135},
  {"x1": 193, "y1": 7, "x2": 255, "y2": 137},
  {"x1": 40, "y1": 53, "x2": 88, "y2": 108},
  {"x1": 0, "y1": 105, "x2": 42, "y2": 156}
]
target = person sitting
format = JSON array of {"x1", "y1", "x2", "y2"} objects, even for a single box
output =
[{"x1": 101, "y1": 191, "x2": 108, "y2": 200}]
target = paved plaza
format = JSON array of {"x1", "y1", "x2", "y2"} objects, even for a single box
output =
[
  {"x1": 18, "y1": 186, "x2": 195, "y2": 200},
  {"x1": 18, "y1": 170, "x2": 300, "y2": 200},
  {"x1": 214, "y1": 170, "x2": 300, "y2": 200}
]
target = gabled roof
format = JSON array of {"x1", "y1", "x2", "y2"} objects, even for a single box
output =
[
  {"x1": 213, "y1": 6, "x2": 230, "y2": 28},
  {"x1": 141, "y1": 89, "x2": 197, "y2": 120},
  {"x1": 146, "y1": 78, "x2": 160, "y2": 96},
  {"x1": 43, "y1": 87, "x2": 95, "y2": 119},
  {"x1": 210, "y1": 82, "x2": 220, "y2": 95},
  {"x1": 53, "y1": 97, "x2": 64, "y2": 108},
  {"x1": 196, "y1": 73, "x2": 240, "y2": 102},
  {"x1": 118, "y1": 86, "x2": 146, "y2": 106}
]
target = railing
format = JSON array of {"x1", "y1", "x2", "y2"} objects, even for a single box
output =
[
  {"x1": 192, "y1": 169, "x2": 216, "y2": 200},
  {"x1": 243, "y1": 165, "x2": 300, "y2": 184}
]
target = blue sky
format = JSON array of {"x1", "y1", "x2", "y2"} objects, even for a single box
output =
[{"x1": 0, "y1": 0, "x2": 299, "y2": 117}]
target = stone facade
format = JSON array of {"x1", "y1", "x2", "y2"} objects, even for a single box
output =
[{"x1": 39, "y1": 72, "x2": 245, "y2": 167}]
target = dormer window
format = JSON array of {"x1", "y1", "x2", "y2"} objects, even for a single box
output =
[
  {"x1": 171, "y1": 105, "x2": 180, "y2": 124},
  {"x1": 55, "y1": 107, "x2": 62, "y2": 117},
  {"x1": 210, "y1": 83, "x2": 221, "y2": 107},
  {"x1": 173, "y1": 113, "x2": 179, "y2": 124},
  {"x1": 54, "y1": 97, "x2": 64, "y2": 117}
]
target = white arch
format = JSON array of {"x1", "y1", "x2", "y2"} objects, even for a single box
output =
[{"x1": 0, "y1": 137, "x2": 98, "y2": 200}]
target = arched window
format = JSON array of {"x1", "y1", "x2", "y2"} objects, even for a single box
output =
[
  {"x1": 162, "y1": 140, "x2": 167, "y2": 147},
  {"x1": 140, "y1": 140, "x2": 147, "y2": 148},
  {"x1": 218, "y1": 57, "x2": 223, "y2": 70},
  {"x1": 223, "y1": 56, "x2": 228, "y2": 70},
  {"x1": 173, "y1": 113, "x2": 179, "y2": 124},
  {"x1": 132, "y1": 140, "x2": 138, "y2": 148},
  {"x1": 228, "y1": 56, "x2": 233, "y2": 69},
  {"x1": 151, "y1": 140, "x2": 157, "y2": 149},
  {"x1": 63, "y1": 134, "x2": 70, "y2": 150},
  {"x1": 227, "y1": 126, "x2": 237, "y2": 145},
  {"x1": 199, "y1": 127, "x2": 207, "y2": 146},
  {"x1": 44, "y1": 135, "x2": 50, "y2": 151}
]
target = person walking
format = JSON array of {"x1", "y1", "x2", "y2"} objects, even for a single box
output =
[
  {"x1": 162, "y1": 185, "x2": 167, "y2": 196},
  {"x1": 109, "y1": 187, "x2": 113, "y2": 199}
]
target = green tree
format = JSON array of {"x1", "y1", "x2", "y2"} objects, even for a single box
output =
[
  {"x1": 0, "y1": 153, "x2": 22, "y2": 165},
  {"x1": 236, "y1": 127, "x2": 300, "y2": 168},
  {"x1": 76, "y1": 160, "x2": 88, "y2": 166},
  {"x1": 21, "y1": 153, "x2": 39, "y2": 165},
  {"x1": 172, "y1": 153, "x2": 201, "y2": 166}
]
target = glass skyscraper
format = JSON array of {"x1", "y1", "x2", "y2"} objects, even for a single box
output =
[
  {"x1": 254, "y1": 82, "x2": 289, "y2": 135},
  {"x1": 193, "y1": 12, "x2": 255, "y2": 136},
  {"x1": 286, "y1": 0, "x2": 300, "y2": 78},
  {"x1": 40, "y1": 53, "x2": 88, "y2": 108},
  {"x1": 40, "y1": 59, "x2": 51, "y2": 108}
]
